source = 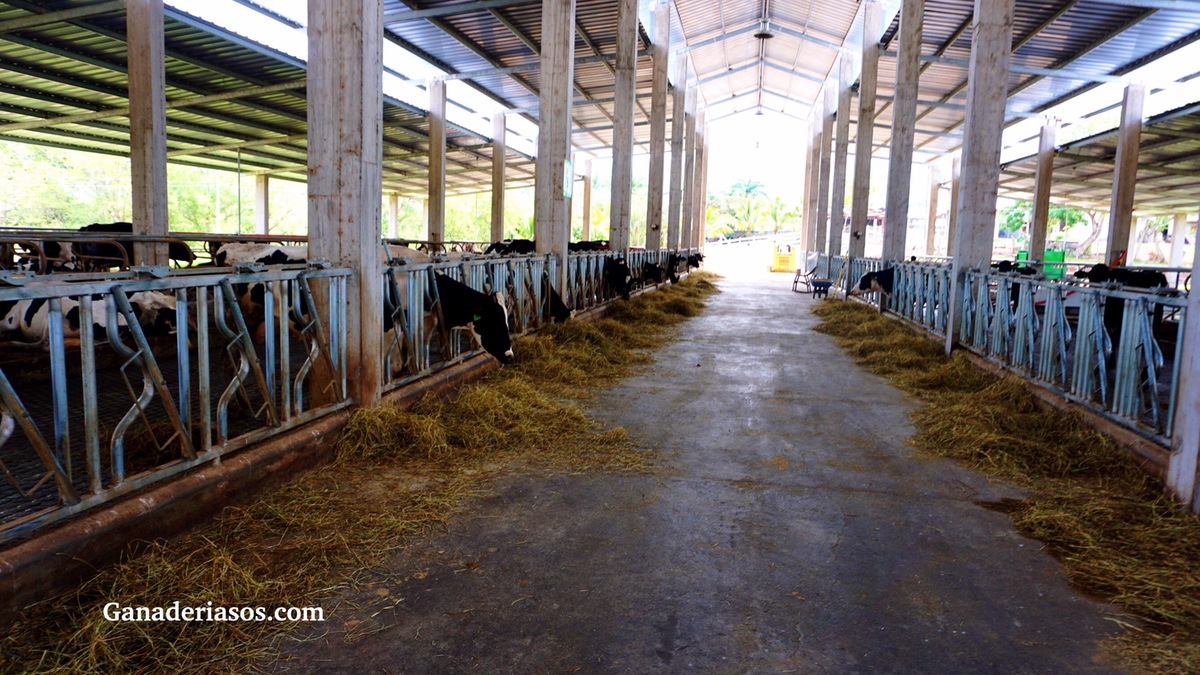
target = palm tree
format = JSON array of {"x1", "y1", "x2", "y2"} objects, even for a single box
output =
[{"x1": 762, "y1": 196, "x2": 801, "y2": 234}]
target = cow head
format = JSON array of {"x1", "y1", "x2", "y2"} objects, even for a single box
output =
[
  {"x1": 476, "y1": 294, "x2": 513, "y2": 364},
  {"x1": 458, "y1": 290, "x2": 513, "y2": 363}
]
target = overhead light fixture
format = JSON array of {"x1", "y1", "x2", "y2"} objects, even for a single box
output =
[{"x1": 753, "y1": 19, "x2": 773, "y2": 41}]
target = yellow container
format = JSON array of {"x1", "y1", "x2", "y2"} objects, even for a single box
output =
[{"x1": 771, "y1": 247, "x2": 797, "y2": 272}]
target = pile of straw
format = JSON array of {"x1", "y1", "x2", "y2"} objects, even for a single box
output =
[
  {"x1": 812, "y1": 299, "x2": 1200, "y2": 672},
  {"x1": 2, "y1": 272, "x2": 720, "y2": 673}
]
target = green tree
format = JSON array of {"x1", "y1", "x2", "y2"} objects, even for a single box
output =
[
  {"x1": 762, "y1": 196, "x2": 801, "y2": 234},
  {"x1": 999, "y1": 201, "x2": 1030, "y2": 236}
]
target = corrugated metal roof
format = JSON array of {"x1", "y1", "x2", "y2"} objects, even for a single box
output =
[
  {"x1": 999, "y1": 101, "x2": 1200, "y2": 216},
  {"x1": 1, "y1": 0, "x2": 1198, "y2": 207}
]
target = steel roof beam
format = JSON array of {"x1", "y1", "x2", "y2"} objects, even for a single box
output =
[
  {"x1": 685, "y1": 24, "x2": 761, "y2": 53},
  {"x1": 0, "y1": 79, "x2": 306, "y2": 133},
  {"x1": 385, "y1": 0, "x2": 601, "y2": 149},
  {"x1": 0, "y1": 0, "x2": 125, "y2": 34},
  {"x1": 915, "y1": 8, "x2": 1159, "y2": 160},
  {"x1": 761, "y1": 61, "x2": 826, "y2": 85},
  {"x1": 383, "y1": 0, "x2": 537, "y2": 23},
  {"x1": 884, "y1": 51, "x2": 1135, "y2": 85},
  {"x1": 434, "y1": 49, "x2": 647, "y2": 83},
  {"x1": 1117, "y1": 0, "x2": 1200, "y2": 10}
]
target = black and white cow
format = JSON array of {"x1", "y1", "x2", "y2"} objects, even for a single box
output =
[
  {"x1": 850, "y1": 267, "x2": 895, "y2": 298},
  {"x1": 686, "y1": 253, "x2": 704, "y2": 269},
  {"x1": 484, "y1": 239, "x2": 537, "y2": 256},
  {"x1": 214, "y1": 242, "x2": 307, "y2": 267},
  {"x1": 16, "y1": 240, "x2": 79, "y2": 273},
  {"x1": 605, "y1": 257, "x2": 633, "y2": 300},
  {"x1": 434, "y1": 273, "x2": 513, "y2": 363},
  {"x1": 0, "y1": 292, "x2": 177, "y2": 347}
]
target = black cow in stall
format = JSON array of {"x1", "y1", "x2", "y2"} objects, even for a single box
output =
[
  {"x1": 568, "y1": 240, "x2": 610, "y2": 252},
  {"x1": 994, "y1": 260, "x2": 1040, "y2": 309},
  {"x1": 995, "y1": 260, "x2": 1038, "y2": 276},
  {"x1": 544, "y1": 274, "x2": 573, "y2": 323},
  {"x1": 666, "y1": 254, "x2": 687, "y2": 283},
  {"x1": 1072, "y1": 263, "x2": 1171, "y2": 354},
  {"x1": 850, "y1": 267, "x2": 895, "y2": 298},
  {"x1": 75, "y1": 222, "x2": 196, "y2": 269},
  {"x1": 433, "y1": 273, "x2": 513, "y2": 363},
  {"x1": 604, "y1": 257, "x2": 633, "y2": 300},
  {"x1": 686, "y1": 253, "x2": 704, "y2": 269},
  {"x1": 484, "y1": 239, "x2": 536, "y2": 256},
  {"x1": 642, "y1": 262, "x2": 666, "y2": 285}
]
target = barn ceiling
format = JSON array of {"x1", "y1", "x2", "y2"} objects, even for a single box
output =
[{"x1": 0, "y1": 0, "x2": 1197, "y2": 207}]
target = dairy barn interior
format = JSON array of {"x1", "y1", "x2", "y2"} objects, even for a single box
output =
[{"x1": 0, "y1": 0, "x2": 1199, "y2": 671}]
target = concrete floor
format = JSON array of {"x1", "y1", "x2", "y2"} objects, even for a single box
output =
[{"x1": 279, "y1": 270, "x2": 1126, "y2": 674}]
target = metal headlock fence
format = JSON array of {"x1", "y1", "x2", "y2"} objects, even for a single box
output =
[
  {"x1": 805, "y1": 251, "x2": 1190, "y2": 447},
  {"x1": 0, "y1": 246, "x2": 697, "y2": 543}
]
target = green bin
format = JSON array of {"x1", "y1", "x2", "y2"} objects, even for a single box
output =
[{"x1": 1016, "y1": 249, "x2": 1066, "y2": 280}]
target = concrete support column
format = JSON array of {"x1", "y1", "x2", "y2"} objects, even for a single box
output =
[
  {"x1": 1167, "y1": 218, "x2": 1200, "y2": 510},
  {"x1": 608, "y1": 0, "x2": 637, "y2": 252},
  {"x1": 1106, "y1": 83, "x2": 1145, "y2": 266},
  {"x1": 427, "y1": 79, "x2": 446, "y2": 246},
  {"x1": 680, "y1": 90, "x2": 697, "y2": 251},
  {"x1": 491, "y1": 113, "x2": 506, "y2": 243},
  {"x1": 946, "y1": 156, "x2": 961, "y2": 255},
  {"x1": 1170, "y1": 212, "x2": 1188, "y2": 274},
  {"x1": 644, "y1": 2, "x2": 670, "y2": 250},
  {"x1": 307, "y1": 0, "x2": 383, "y2": 405},
  {"x1": 580, "y1": 159, "x2": 593, "y2": 241},
  {"x1": 666, "y1": 58, "x2": 687, "y2": 250},
  {"x1": 254, "y1": 174, "x2": 270, "y2": 235},
  {"x1": 849, "y1": 0, "x2": 881, "y2": 258},
  {"x1": 925, "y1": 167, "x2": 939, "y2": 255},
  {"x1": 815, "y1": 87, "x2": 835, "y2": 258},
  {"x1": 882, "y1": 0, "x2": 923, "y2": 263},
  {"x1": 387, "y1": 193, "x2": 399, "y2": 238},
  {"x1": 946, "y1": 0, "x2": 1014, "y2": 351},
  {"x1": 1029, "y1": 116, "x2": 1058, "y2": 262},
  {"x1": 829, "y1": 53, "x2": 852, "y2": 257},
  {"x1": 692, "y1": 116, "x2": 707, "y2": 248},
  {"x1": 534, "y1": 0, "x2": 576, "y2": 296},
  {"x1": 126, "y1": 0, "x2": 169, "y2": 266},
  {"x1": 803, "y1": 116, "x2": 819, "y2": 254}
]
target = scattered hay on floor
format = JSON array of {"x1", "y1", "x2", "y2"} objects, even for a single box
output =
[
  {"x1": 2, "y1": 270, "x2": 721, "y2": 674},
  {"x1": 812, "y1": 298, "x2": 1200, "y2": 673}
]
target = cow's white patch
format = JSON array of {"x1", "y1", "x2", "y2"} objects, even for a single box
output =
[{"x1": 492, "y1": 291, "x2": 509, "y2": 330}]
